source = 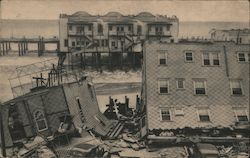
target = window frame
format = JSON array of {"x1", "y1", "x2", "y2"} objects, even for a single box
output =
[
  {"x1": 230, "y1": 79, "x2": 244, "y2": 96},
  {"x1": 237, "y1": 52, "x2": 249, "y2": 63},
  {"x1": 202, "y1": 52, "x2": 220, "y2": 66},
  {"x1": 184, "y1": 51, "x2": 194, "y2": 62},
  {"x1": 158, "y1": 50, "x2": 168, "y2": 65},
  {"x1": 234, "y1": 108, "x2": 249, "y2": 122},
  {"x1": 197, "y1": 108, "x2": 211, "y2": 122},
  {"x1": 160, "y1": 108, "x2": 172, "y2": 121},
  {"x1": 176, "y1": 78, "x2": 185, "y2": 89},
  {"x1": 193, "y1": 79, "x2": 207, "y2": 95},
  {"x1": 158, "y1": 79, "x2": 170, "y2": 94},
  {"x1": 33, "y1": 110, "x2": 48, "y2": 132}
]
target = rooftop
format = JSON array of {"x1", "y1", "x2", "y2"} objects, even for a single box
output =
[{"x1": 60, "y1": 11, "x2": 178, "y2": 23}]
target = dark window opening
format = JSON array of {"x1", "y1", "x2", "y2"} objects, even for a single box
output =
[
  {"x1": 232, "y1": 88, "x2": 242, "y2": 95},
  {"x1": 238, "y1": 116, "x2": 248, "y2": 122},
  {"x1": 128, "y1": 26, "x2": 132, "y2": 31},
  {"x1": 137, "y1": 25, "x2": 142, "y2": 35},
  {"x1": 213, "y1": 59, "x2": 220, "y2": 65},
  {"x1": 199, "y1": 115, "x2": 210, "y2": 122},
  {"x1": 204, "y1": 59, "x2": 210, "y2": 65},
  {"x1": 185, "y1": 52, "x2": 193, "y2": 61},
  {"x1": 109, "y1": 25, "x2": 112, "y2": 31},
  {"x1": 98, "y1": 24, "x2": 103, "y2": 34},
  {"x1": 88, "y1": 25, "x2": 92, "y2": 31},
  {"x1": 160, "y1": 87, "x2": 168, "y2": 93},
  {"x1": 196, "y1": 88, "x2": 206, "y2": 95},
  {"x1": 238, "y1": 53, "x2": 246, "y2": 62},
  {"x1": 159, "y1": 59, "x2": 166, "y2": 65},
  {"x1": 69, "y1": 25, "x2": 72, "y2": 30},
  {"x1": 72, "y1": 41, "x2": 75, "y2": 47},
  {"x1": 64, "y1": 39, "x2": 68, "y2": 47},
  {"x1": 161, "y1": 110, "x2": 171, "y2": 121}
]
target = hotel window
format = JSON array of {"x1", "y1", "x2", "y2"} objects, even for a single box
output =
[
  {"x1": 203, "y1": 52, "x2": 210, "y2": 65},
  {"x1": 76, "y1": 26, "x2": 84, "y2": 33},
  {"x1": 101, "y1": 40, "x2": 105, "y2": 47},
  {"x1": 197, "y1": 109, "x2": 210, "y2": 122},
  {"x1": 137, "y1": 25, "x2": 142, "y2": 35},
  {"x1": 212, "y1": 52, "x2": 220, "y2": 65},
  {"x1": 230, "y1": 79, "x2": 243, "y2": 95},
  {"x1": 176, "y1": 78, "x2": 185, "y2": 89},
  {"x1": 160, "y1": 109, "x2": 171, "y2": 121},
  {"x1": 69, "y1": 25, "x2": 72, "y2": 31},
  {"x1": 158, "y1": 79, "x2": 169, "y2": 94},
  {"x1": 128, "y1": 26, "x2": 132, "y2": 31},
  {"x1": 64, "y1": 39, "x2": 68, "y2": 47},
  {"x1": 155, "y1": 26, "x2": 163, "y2": 34},
  {"x1": 238, "y1": 52, "x2": 246, "y2": 62},
  {"x1": 166, "y1": 25, "x2": 170, "y2": 31},
  {"x1": 203, "y1": 52, "x2": 220, "y2": 66},
  {"x1": 88, "y1": 25, "x2": 92, "y2": 31},
  {"x1": 109, "y1": 25, "x2": 112, "y2": 31},
  {"x1": 185, "y1": 51, "x2": 193, "y2": 62},
  {"x1": 158, "y1": 51, "x2": 167, "y2": 65},
  {"x1": 105, "y1": 40, "x2": 109, "y2": 47},
  {"x1": 234, "y1": 109, "x2": 248, "y2": 122},
  {"x1": 34, "y1": 110, "x2": 48, "y2": 132},
  {"x1": 193, "y1": 80, "x2": 206, "y2": 95},
  {"x1": 98, "y1": 24, "x2": 103, "y2": 34},
  {"x1": 72, "y1": 41, "x2": 75, "y2": 47}
]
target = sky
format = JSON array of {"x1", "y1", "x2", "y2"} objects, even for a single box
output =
[{"x1": 1, "y1": 0, "x2": 249, "y2": 22}]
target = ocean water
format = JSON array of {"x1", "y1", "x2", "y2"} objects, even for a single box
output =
[{"x1": 1, "y1": 19, "x2": 248, "y2": 39}]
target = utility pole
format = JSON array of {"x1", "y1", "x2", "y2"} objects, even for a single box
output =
[
  {"x1": 0, "y1": 102, "x2": 7, "y2": 157},
  {"x1": 0, "y1": 0, "x2": 2, "y2": 38}
]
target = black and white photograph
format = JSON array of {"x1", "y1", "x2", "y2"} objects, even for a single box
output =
[{"x1": 0, "y1": 0, "x2": 249, "y2": 157}]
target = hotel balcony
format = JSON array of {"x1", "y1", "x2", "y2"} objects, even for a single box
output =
[
  {"x1": 147, "y1": 31, "x2": 172, "y2": 37},
  {"x1": 68, "y1": 30, "x2": 93, "y2": 36}
]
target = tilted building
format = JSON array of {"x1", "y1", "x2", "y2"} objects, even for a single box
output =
[
  {"x1": 140, "y1": 40, "x2": 249, "y2": 143},
  {"x1": 1, "y1": 78, "x2": 120, "y2": 147},
  {"x1": 59, "y1": 11, "x2": 179, "y2": 69},
  {"x1": 210, "y1": 29, "x2": 250, "y2": 44}
]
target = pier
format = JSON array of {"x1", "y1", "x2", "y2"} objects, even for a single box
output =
[{"x1": 0, "y1": 37, "x2": 59, "y2": 56}]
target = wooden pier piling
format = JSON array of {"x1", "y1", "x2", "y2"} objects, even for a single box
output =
[
  {"x1": 0, "y1": 37, "x2": 59, "y2": 57},
  {"x1": 0, "y1": 43, "x2": 2, "y2": 56}
]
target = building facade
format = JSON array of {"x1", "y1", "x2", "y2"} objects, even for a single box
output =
[
  {"x1": 141, "y1": 41, "x2": 249, "y2": 142},
  {"x1": 2, "y1": 79, "x2": 115, "y2": 147},
  {"x1": 59, "y1": 11, "x2": 179, "y2": 69},
  {"x1": 210, "y1": 29, "x2": 250, "y2": 44}
]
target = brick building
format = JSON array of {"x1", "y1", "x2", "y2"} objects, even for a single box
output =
[
  {"x1": 58, "y1": 11, "x2": 179, "y2": 69},
  {"x1": 140, "y1": 40, "x2": 249, "y2": 143}
]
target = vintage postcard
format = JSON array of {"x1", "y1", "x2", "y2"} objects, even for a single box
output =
[{"x1": 0, "y1": 0, "x2": 249, "y2": 157}]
